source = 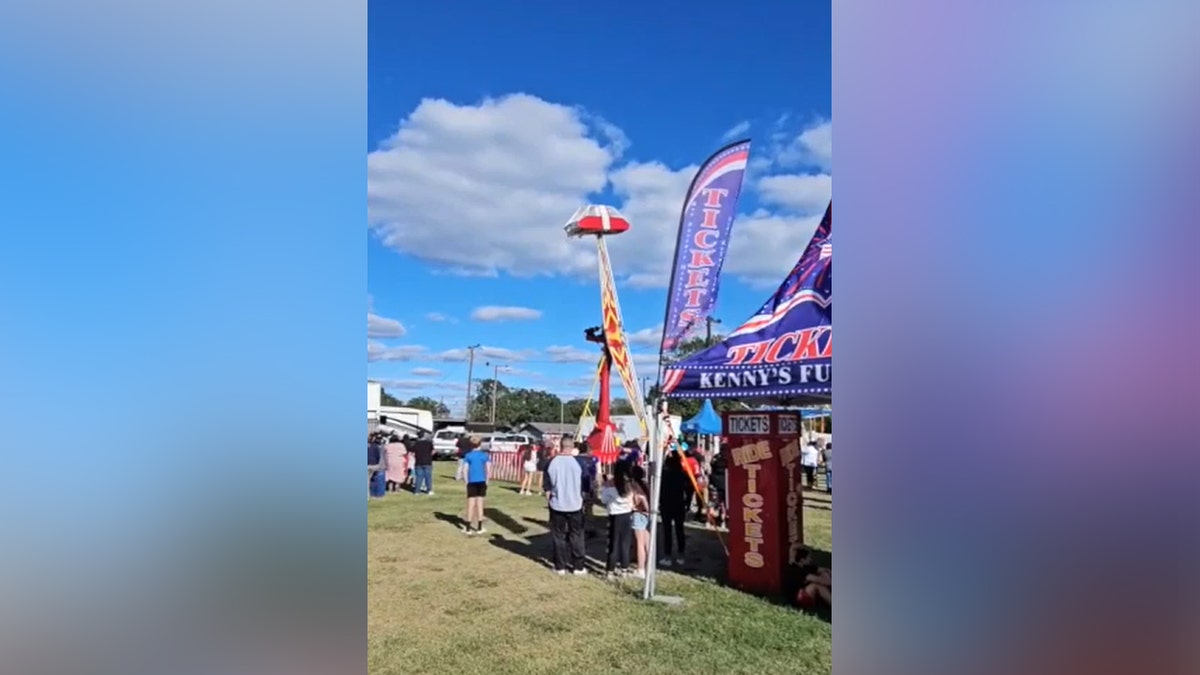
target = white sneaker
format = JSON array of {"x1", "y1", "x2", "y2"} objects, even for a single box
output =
[
  {"x1": 632, "y1": 569, "x2": 646, "y2": 579},
  {"x1": 573, "y1": 569, "x2": 588, "y2": 576},
  {"x1": 658, "y1": 558, "x2": 672, "y2": 568},
  {"x1": 477, "y1": 527, "x2": 487, "y2": 535},
  {"x1": 427, "y1": 492, "x2": 436, "y2": 497},
  {"x1": 555, "y1": 570, "x2": 566, "y2": 576},
  {"x1": 674, "y1": 558, "x2": 685, "y2": 566}
]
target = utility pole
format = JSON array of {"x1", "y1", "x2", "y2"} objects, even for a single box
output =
[
  {"x1": 464, "y1": 344, "x2": 480, "y2": 422},
  {"x1": 486, "y1": 361, "x2": 508, "y2": 424},
  {"x1": 705, "y1": 316, "x2": 722, "y2": 347}
]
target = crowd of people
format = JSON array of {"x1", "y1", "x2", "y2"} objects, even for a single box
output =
[
  {"x1": 367, "y1": 428, "x2": 831, "y2": 611},
  {"x1": 366, "y1": 430, "x2": 438, "y2": 498}
]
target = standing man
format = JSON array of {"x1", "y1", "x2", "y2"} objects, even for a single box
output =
[
  {"x1": 411, "y1": 431, "x2": 436, "y2": 496},
  {"x1": 455, "y1": 433, "x2": 473, "y2": 481},
  {"x1": 801, "y1": 439, "x2": 820, "y2": 490},
  {"x1": 821, "y1": 442, "x2": 832, "y2": 495},
  {"x1": 575, "y1": 442, "x2": 599, "y2": 539},
  {"x1": 461, "y1": 436, "x2": 490, "y2": 534},
  {"x1": 544, "y1": 447, "x2": 586, "y2": 576}
]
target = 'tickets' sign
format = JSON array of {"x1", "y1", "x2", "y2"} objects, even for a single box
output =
[{"x1": 723, "y1": 411, "x2": 805, "y2": 597}]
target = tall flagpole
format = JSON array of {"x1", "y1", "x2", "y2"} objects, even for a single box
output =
[{"x1": 643, "y1": 139, "x2": 751, "y2": 603}]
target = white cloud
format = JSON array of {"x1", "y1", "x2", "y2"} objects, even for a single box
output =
[
  {"x1": 368, "y1": 341, "x2": 427, "y2": 362},
  {"x1": 368, "y1": 93, "x2": 616, "y2": 279},
  {"x1": 631, "y1": 352, "x2": 661, "y2": 368},
  {"x1": 367, "y1": 92, "x2": 831, "y2": 290},
  {"x1": 757, "y1": 173, "x2": 832, "y2": 214},
  {"x1": 625, "y1": 325, "x2": 662, "y2": 348},
  {"x1": 425, "y1": 312, "x2": 455, "y2": 323},
  {"x1": 410, "y1": 367, "x2": 442, "y2": 377},
  {"x1": 724, "y1": 210, "x2": 825, "y2": 288},
  {"x1": 604, "y1": 160, "x2": 698, "y2": 289},
  {"x1": 377, "y1": 378, "x2": 464, "y2": 393},
  {"x1": 470, "y1": 305, "x2": 542, "y2": 322},
  {"x1": 721, "y1": 120, "x2": 752, "y2": 141},
  {"x1": 777, "y1": 119, "x2": 832, "y2": 171},
  {"x1": 436, "y1": 345, "x2": 531, "y2": 362},
  {"x1": 544, "y1": 345, "x2": 598, "y2": 364},
  {"x1": 367, "y1": 312, "x2": 406, "y2": 338}
]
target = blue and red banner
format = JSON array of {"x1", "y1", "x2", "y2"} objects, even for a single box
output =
[
  {"x1": 659, "y1": 139, "x2": 751, "y2": 354},
  {"x1": 662, "y1": 202, "x2": 832, "y2": 400}
]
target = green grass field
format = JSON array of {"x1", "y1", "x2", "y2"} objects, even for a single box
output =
[{"x1": 368, "y1": 463, "x2": 832, "y2": 675}]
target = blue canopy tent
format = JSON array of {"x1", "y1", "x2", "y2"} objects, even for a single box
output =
[
  {"x1": 662, "y1": 203, "x2": 832, "y2": 404},
  {"x1": 680, "y1": 399, "x2": 722, "y2": 435}
]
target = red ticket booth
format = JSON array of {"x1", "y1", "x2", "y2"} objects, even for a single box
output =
[{"x1": 722, "y1": 410, "x2": 805, "y2": 597}]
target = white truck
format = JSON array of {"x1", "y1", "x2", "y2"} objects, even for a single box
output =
[
  {"x1": 479, "y1": 432, "x2": 535, "y2": 454},
  {"x1": 432, "y1": 427, "x2": 466, "y2": 459}
]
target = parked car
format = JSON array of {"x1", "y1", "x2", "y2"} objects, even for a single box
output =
[{"x1": 432, "y1": 428, "x2": 464, "y2": 460}]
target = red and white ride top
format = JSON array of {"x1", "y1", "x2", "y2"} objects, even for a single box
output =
[{"x1": 564, "y1": 204, "x2": 630, "y2": 237}]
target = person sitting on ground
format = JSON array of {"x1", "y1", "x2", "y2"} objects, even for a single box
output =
[
  {"x1": 796, "y1": 567, "x2": 831, "y2": 608},
  {"x1": 794, "y1": 549, "x2": 832, "y2": 608}
]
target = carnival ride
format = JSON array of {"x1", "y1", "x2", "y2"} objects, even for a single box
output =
[{"x1": 564, "y1": 205, "x2": 650, "y2": 463}]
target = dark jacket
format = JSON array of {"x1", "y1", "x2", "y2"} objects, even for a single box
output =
[
  {"x1": 576, "y1": 454, "x2": 597, "y2": 494},
  {"x1": 411, "y1": 438, "x2": 434, "y2": 466},
  {"x1": 658, "y1": 456, "x2": 692, "y2": 514}
]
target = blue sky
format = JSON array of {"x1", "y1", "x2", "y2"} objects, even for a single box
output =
[{"x1": 367, "y1": 1, "x2": 831, "y2": 414}]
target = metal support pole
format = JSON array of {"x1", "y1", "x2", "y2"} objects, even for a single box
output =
[{"x1": 465, "y1": 344, "x2": 480, "y2": 421}]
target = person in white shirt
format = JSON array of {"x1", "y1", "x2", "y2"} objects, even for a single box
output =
[
  {"x1": 801, "y1": 439, "x2": 821, "y2": 489},
  {"x1": 599, "y1": 463, "x2": 636, "y2": 578}
]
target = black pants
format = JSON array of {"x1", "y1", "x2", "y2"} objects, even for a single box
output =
[
  {"x1": 549, "y1": 508, "x2": 586, "y2": 572},
  {"x1": 803, "y1": 465, "x2": 816, "y2": 488},
  {"x1": 606, "y1": 513, "x2": 633, "y2": 572},
  {"x1": 660, "y1": 509, "x2": 686, "y2": 558}
]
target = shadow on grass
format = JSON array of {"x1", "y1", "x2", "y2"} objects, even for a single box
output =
[
  {"x1": 490, "y1": 516, "x2": 613, "y2": 574},
  {"x1": 489, "y1": 510, "x2": 833, "y2": 623},
  {"x1": 433, "y1": 511, "x2": 466, "y2": 530},
  {"x1": 484, "y1": 508, "x2": 528, "y2": 535}
]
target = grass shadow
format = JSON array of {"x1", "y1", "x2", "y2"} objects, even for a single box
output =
[
  {"x1": 487, "y1": 520, "x2": 613, "y2": 575},
  {"x1": 484, "y1": 507, "x2": 528, "y2": 535},
  {"x1": 433, "y1": 511, "x2": 466, "y2": 530}
]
